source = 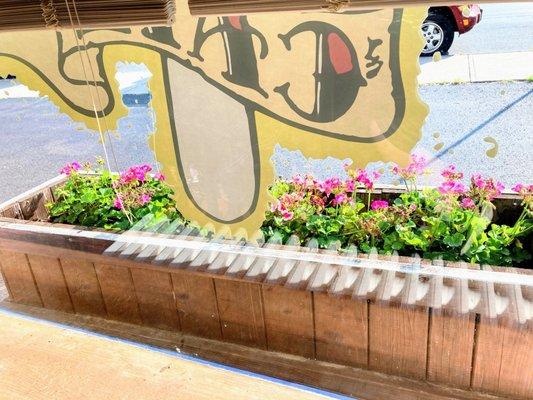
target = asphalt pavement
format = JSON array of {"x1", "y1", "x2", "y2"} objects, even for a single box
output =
[{"x1": 1, "y1": 81, "x2": 531, "y2": 203}]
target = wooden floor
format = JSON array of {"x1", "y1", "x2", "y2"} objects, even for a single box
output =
[{"x1": 0, "y1": 310, "x2": 333, "y2": 400}]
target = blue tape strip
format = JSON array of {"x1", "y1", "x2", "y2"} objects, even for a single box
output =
[{"x1": 0, "y1": 307, "x2": 355, "y2": 399}]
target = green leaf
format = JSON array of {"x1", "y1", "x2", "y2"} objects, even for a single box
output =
[{"x1": 443, "y1": 233, "x2": 465, "y2": 247}]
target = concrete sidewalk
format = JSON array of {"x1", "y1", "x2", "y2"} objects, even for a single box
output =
[
  {"x1": 0, "y1": 309, "x2": 339, "y2": 400},
  {"x1": 419, "y1": 51, "x2": 533, "y2": 85}
]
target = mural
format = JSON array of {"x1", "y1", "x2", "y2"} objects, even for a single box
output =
[{"x1": 0, "y1": 3, "x2": 428, "y2": 236}]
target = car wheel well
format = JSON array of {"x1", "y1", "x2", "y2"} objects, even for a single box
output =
[{"x1": 428, "y1": 6, "x2": 458, "y2": 31}]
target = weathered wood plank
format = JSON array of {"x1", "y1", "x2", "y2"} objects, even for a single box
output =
[
  {"x1": 314, "y1": 292, "x2": 368, "y2": 368},
  {"x1": 130, "y1": 268, "x2": 180, "y2": 331},
  {"x1": 471, "y1": 318, "x2": 533, "y2": 399},
  {"x1": 61, "y1": 258, "x2": 107, "y2": 317},
  {"x1": 94, "y1": 263, "x2": 142, "y2": 324},
  {"x1": 261, "y1": 285, "x2": 315, "y2": 358},
  {"x1": 214, "y1": 279, "x2": 266, "y2": 348},
  {"x1": 0, "y1": 251, "x2": 42, "y2": 306},
  {"x1": 27, "y1": 254, "x2": 73, "y2": 313},
  {"x1": 171, "y1": 272, "x2": 222, "y2": 339},
  {"x1": 427, "y1": 310, "x2": 475, "y2": 388},
  {"x1": 369, "y1": 303, "x2": 429, "y2": 380},
  {"x1": 18, "y1": 188, "x2": 53, "y2": 221}
]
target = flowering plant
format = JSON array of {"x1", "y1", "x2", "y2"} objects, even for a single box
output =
[
  {"x1": 262, "y1": 156, "x2": 532, "y2": 267},
  {"x1": 48, "y1": 160, "x2": 180, "y2": 230}
]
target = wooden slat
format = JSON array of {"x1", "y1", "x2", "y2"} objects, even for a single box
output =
[
  {"x1": 0, "y1": 203, "x2": 23, "y2": 219},
  {"x1": 214, "y1": 279, "x2": 267, "y2": 348},
  {"x1": 18, "y1": 189, "x2": 53, "y2": 221},
  {"x1": 171, "y1": 272, "x2": 222, "y2": 339},
  {"x1": 27, "y1": 254, "x2": 73, "y2": 313},
  {"x1": 130, "y1": 268, "x2": 180, "y2": 331},
  {"x1": 261, "y1": 285, "x2": 314, "y2": 358},
  {"x1": 368, "y1": 304, "x2": 429, "y2": 380},
  {"x1": 471, "y1": 318, "x2": 533, "y2": 399},
  {"x1": 314, "y1": 292, "x2": 368, "y2": 367},
  {"x1": 94, "y1": 263, "x2": 142, "y2": 324},
  {"x1": 427, "y1": 310, "x2": 475, "y2": 388},
  {"x1": 61, "y1": 258, "x2": 107, "y2": 317},
  {"x1": 0, "y1": 250, "x2": 42, "y2": 306}
]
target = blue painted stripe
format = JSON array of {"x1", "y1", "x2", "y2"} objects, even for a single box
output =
[{"x1": 0, "y1": 307, "x2": 355, "y2": 399}]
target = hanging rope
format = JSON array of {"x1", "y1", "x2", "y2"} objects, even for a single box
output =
[
  {"x1": 69, "y1": 0, "x2": 122, "y2": 173},
  {"x1": 63, "y1": 0, "x2": 132, "y2": 223}
]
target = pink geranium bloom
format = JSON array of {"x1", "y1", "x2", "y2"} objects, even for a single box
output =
[
  {"x1": 345, "y1": 179, "x2": 355, "y2": 193},
  {"x1": 460, "y1": 197, "x2": 475, "y2": 209},
  {"x1": 139, "y1": 194, "x2": 152, "y2": 205},
  {"x1": 113, "y1": 197, "x2": 124, "y2": 210},
  {"x1": 60, "y1": 161, "x2": 81, "y2": 176},
  {"x1": 391, "y1": 154, "x2": 427, "y2": 181},
  {"x1": 438, "y1": 180, "x2": 466, "y2": 195},
  {"x1": 292, "y1": 175, "x2": 305, "y2": 186},
  {"x1": 371, "y1": 200, "x2": 388, "y2": 210},
  {"x1": 332, "y1": 193, "x2": 347, "y2": 206},
  {"x1": 441, "y1": 165, "x2": 464, "y2": 181},
  {"x1": 281, "y1": 211, "x2": 294, "y2": 221},
  {"x1": 154, "y1": 172, "x2": 165, "y2": 181}
]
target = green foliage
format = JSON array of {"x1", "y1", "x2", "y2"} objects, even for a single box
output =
[
  {"x1": 48, "y1": 164, "x2": 181, "y2": 231},
  {"x1": 261, "y1": 172, "x2": 532, "y2": 267}
]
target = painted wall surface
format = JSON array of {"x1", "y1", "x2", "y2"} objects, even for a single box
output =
[{"x1": 0, "y1": 3, "x2": 428, "y2": 236}]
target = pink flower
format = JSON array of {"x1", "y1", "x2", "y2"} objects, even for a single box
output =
[
  {"x1": 512, "y1": 183, "x2": 524, "y2": 193},
  {"x1": 460, "y1": 197, "x2": 475, "y2": 209},
  {"x1": 119, "y1": 164, "x2": 154, "y2": 184},
  {"x1": 371, "y1": 200, "x2": 389, "y2": 210},
  {"x1": 469, "y1": 174, "x2": 504, "y2": 201},
  {"x1": 319, "y1": 178, "x2": 341, "y2": 195},
  {"x1": 60, "y1": 162, "x2": 81, "y2": 176},
  {"x1": 345, "y1": 179, "x2": 355, "y2": 193},
  {"x1": 154, "y1": 172, "x2": 165, "y2": 181},
  {"x1": 391, "y1": 154, "x2": 427, "y2": 181},
  {"x1": 332, "y1": 193, "x2": 347, "y2": 206},
  {"x1": 281, "y1": 211, "x2": 294, "y2": 221},
  {"x1": 438, "y1": 180, "x2": 466, "y2": 195},
  {"x1": 113, "y1": 197, "x2": 124, "y2": 210},
  {"x1": 139, "y1": 194, "x2": 152, "y2": 205},
  {"x1": 292, "y1": 175, "x2": 305, "y2": 186},
  {"x1": 511, "y1": 183, "x2": 533, "y2": 204},
  {"x1": 441, "y1": 165, "x2": 463, "y2": 181},
  {"x1": 354, "y1": 169, "x2": 374, "y2": 190}
]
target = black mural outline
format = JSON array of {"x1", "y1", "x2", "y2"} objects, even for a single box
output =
[
  {"x1": 141, "y1": 26, "x2": 181, "y2": 49},
  {"x1": 163, "y1": 56, "x2": 262, "y2": 224},
  {"x1": 274, "y1": 21, "x2": 367, "y2": 123},
  {"x1": 364, "y1": 37, "x2": 384, "y2": 79},
  {"x1": 0, "y1": 9, "x2": 405, "y2": 142},
  {"x1": 188, "y1": 17, "x2": 269, "y2": 98},
  {"x1": 0, "y1": 9, "x2": 407, "y2": 223}
]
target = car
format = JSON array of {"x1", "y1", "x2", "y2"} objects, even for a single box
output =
[{"x1": 421, "y1": 5, "x2": 482, "y2": 56}]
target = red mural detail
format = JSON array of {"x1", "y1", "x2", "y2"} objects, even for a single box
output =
[
  {"x1": 327, "y1": 32, "x2": 353, "y2": 75},
  {"x1": 228, "y1": 16, "x2": 243, "y2": 31}
]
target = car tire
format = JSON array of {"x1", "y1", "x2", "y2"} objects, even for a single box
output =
[{"x1": 421, "y1": 13, "x2": 455, "y2": 56}]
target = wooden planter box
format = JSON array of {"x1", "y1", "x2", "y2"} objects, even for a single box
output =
[{"x1": 0, "y1": 176, "x2": 531, "y2": 400}]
